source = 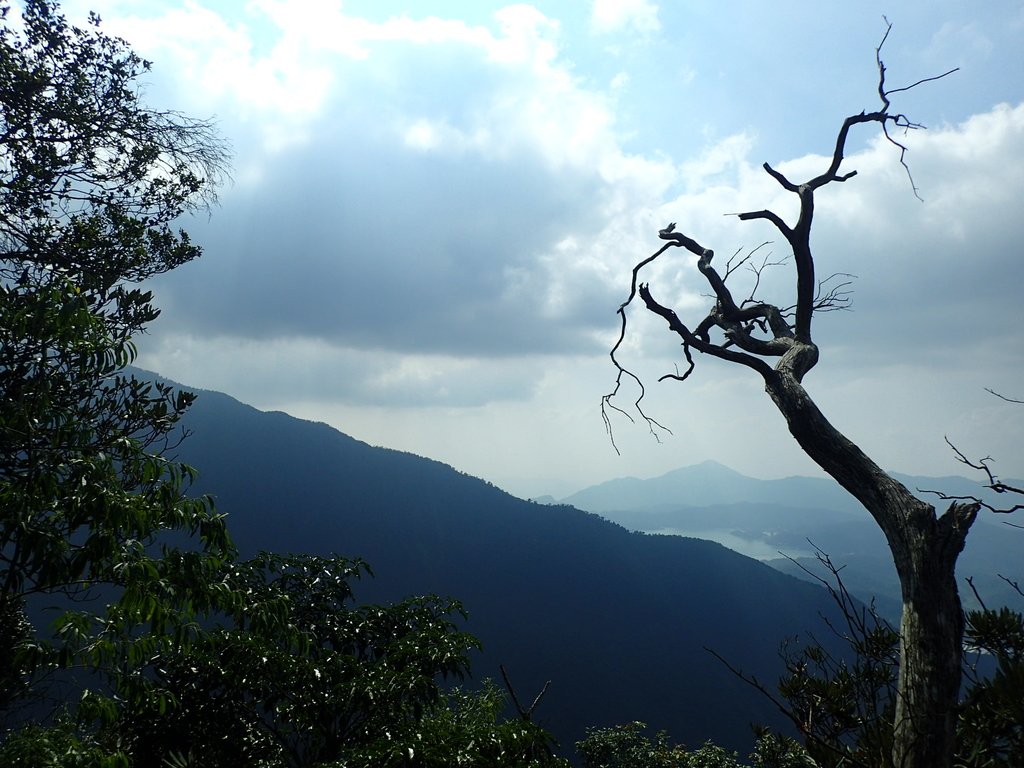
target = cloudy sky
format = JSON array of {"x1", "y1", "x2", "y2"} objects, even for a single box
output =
[{"x1": 62, "y1": 0, "x2": 1024, "y2": 498}]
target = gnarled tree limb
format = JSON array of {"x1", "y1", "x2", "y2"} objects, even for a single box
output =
[{"x1": 602, "y1": 21, "x2": 973, "y2": 768}]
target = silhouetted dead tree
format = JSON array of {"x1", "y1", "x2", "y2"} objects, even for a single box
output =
[{"x1": 603, "y1": 23, "x2": 985, "y2": 768}]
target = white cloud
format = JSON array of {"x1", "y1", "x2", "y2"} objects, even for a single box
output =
[
  {"x1": 590, "y1": 0, "x2": 660, "y2": 35},
  {"x1": 92, "y1": 1, "x2": 650, "y2": 175},
  {"x1": 678, "y1": 133, "x2": 757, "y2": 192}
]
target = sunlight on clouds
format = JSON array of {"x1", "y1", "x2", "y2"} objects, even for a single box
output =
[
  {"x1": 590, "y1": 0, "x2": 660, "y2": 35},
  {"x1": 365, "y1": 355, "x2": 488, "y2": 403},
  {"x1": 87, "y1": 0, "x2": 674, "y2": 205},
  {"x1": 402, "y1": 118, "x2": 442, "y2": 151},
  {"x1": 400, "y1": 117, "x2": 492, "y2": 154},
  {"x1": 678, "y1": 133, "x2": 755, "y2": 191},
  {"x1": 922, "y1": 102, "x2": 1024, "y2": 168},
  {"x1": 913, "y1": 103, "x2": 1024, "y2": 240},
  {"x1": 254, "y1": 1, "x2": 495, "y2": 58},
  {"x1": 810, "y1": 101, "x2": 1024, "y2": 244},
  {"x1": 80, "y1": 1, "x2": 334, "y2": 150},
  {"x1": 487, "y1": 5, "x2": 560, "y2": 68}
]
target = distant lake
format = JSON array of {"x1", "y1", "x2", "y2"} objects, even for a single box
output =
[{"x1": 649, "y1": 527, "x2": 815, "y2": 561}]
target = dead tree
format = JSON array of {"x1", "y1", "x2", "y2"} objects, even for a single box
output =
[{"x1": 603, "y1": 25, "x2": 996, "y2": 768}]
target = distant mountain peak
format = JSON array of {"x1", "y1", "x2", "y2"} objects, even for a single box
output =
[
  {"x1": 560, "y1": 461, "x2": 861, "y2": 515},
  {"x1": 663, "y1": 459, "x2": 745, "y2": 478}
]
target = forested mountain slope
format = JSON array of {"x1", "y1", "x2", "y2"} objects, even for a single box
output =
[{"x1": 166, "y1": 376, "x2": 846, "y2": 753}]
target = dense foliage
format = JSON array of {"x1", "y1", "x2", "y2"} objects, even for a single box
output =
[
  {"x1": 0, "y1": 0, "x2": 231, "y2": 716},
  {"x1": 958, "y1": 604, "x2": 1024, "y2": 765},
  {"x1": 576, "y1": 721, "x2": 814, "y2": 768},
  {"x1": 105, "y1": 553, "x2": 563, "y2": 767},
  {"x1": 0, "y1": 3, "x2": 568, "y2": 766}
]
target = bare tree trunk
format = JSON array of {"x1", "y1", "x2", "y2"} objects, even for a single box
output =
[
  {"x1": 764, "y1": 365, "x2": 978, "y2": 768},
  {"x1": 890, "y1": 510, "x2": 973, "y2": 768},
  {"x1": 605, "y1": 29, "x2": 977, "y2": 767}
]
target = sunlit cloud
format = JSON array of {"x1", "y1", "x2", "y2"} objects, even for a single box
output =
[{"x1": 590, "y1": 0, "x2": 660, "y2": 35}]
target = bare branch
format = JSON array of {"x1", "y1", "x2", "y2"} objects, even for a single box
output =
[
  {"x1": 881, "y1": 120, "x2": 923, "y2": 201},
  {"x1": 873, "y1": 18, "x2": 958, "y2": 201},
  {"x1": 965, "y1": 576, "x2": 989, "y2": 613},
  {"x1": 638, "y1": 282, "x2": 775, "y2": 377},
  {"x1": 919, "y1": 437, "x2": 1024, "y2": 515},
  {"x1": 723, "y1": 245, "x2": 756, "y2": 282},
  {"x1": 985, "y1": 387, "x2": 1024, "y2": 404},
  {"x1": 876, "y1": 17, "x2": 894, "y2": 111},
  {"x1": 885, "y1": 69, "x2": 960, "y2": 98},
  {"x1": 499, "y1": 664, "x2": 551, "y2": 722},
  {"x1": 601, "y1": 364, "x2": 672, "y2": 454},
  {"x1": 704, "y1": 642, "x2": 876, "y2": 768},
  {"x1": 737, "y1": 243, "x2": 784, "y2": 304},
  {"x1": 998, "y1": 574, "x2": 1024, "y2": 598},
  {"x1": 735, "y1": 207, "x2": 793, "y2": 239},
  {"x1": 813, "y1": 272, "x2": 857, "y2": 313},
  {"x1": 607, "y1": 31, "x2": 940, "y2": 424},
  {"x1": 703, "y1": 647, "x2": 808, "y2": 739},
  {"x1": 761, "y1": 162, "x2": 800, "y2": 193},
  {"x1": 657, "y1": 354, "x2": 696, "y2": 384},
  {"x1": 601, "y1": 239, "x2": 679, "y2": 449}
]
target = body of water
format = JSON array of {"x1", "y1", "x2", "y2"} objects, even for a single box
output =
[{"x1": 649, "y1": 527, "x2": 814, "y2": 561}]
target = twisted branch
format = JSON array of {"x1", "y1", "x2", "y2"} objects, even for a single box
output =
[{"x1": 604, "y1": 21, "x2": 956, "y2": 443}]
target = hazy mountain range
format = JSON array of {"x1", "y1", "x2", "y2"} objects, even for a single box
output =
[
  {"x1": 558, "y1": 460, "x2": 1024, "y2": 618},
  {"x1": 148, "y1": 371, "x2": 1021, "y2": 758}
]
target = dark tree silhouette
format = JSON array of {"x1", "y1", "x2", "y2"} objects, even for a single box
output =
[
  {"x1": 603, "y1": 24, "x2": 993, "y2": 768},
  {"x1": 0, "y1": 0, "x2": 231, "y2": 715}
]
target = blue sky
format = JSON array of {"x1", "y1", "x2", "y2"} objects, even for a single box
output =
[{"x1": 60, "y1": 0, "x2": 1024, "y2": 498}]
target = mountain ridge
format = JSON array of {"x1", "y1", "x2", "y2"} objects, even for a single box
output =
[
  {"x1": 561, "y1": 459, "x2": 1022, "y2": 518},
  {"x1": 556, "y1": 453, "x2": 1023, "y2": 617},
  {"x1": 133, "y1": 370, "x2": 850, "y2": 756}
]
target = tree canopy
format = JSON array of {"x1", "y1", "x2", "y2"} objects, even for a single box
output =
[
  {"x1": 0, "y1": 0, "x2": 231, "y2": 712},
  {"x1": 0, "y1": 5, "x2": 571, "y2": 765}
]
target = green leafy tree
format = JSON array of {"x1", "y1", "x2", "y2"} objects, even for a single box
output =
[
  {"x1": 576, "y1": 722, "x2": 813, "y2": 768},
  {"x1": 406, "y1": 681, "x2": 567, "y2": 768},
  {"x1": 0, "y1": 594, "x2": 32, "y2": 713},
  {"x1": 0, "y1": 0, "x2": 230, "y2": 712},
  {"x1": 577, "y1": 722, "x2": 691, "y2": 768},
  {"x1": 959, "y1": 602, "x2": 1024, "y2": 766},
  {"x1": 0, "y1": 719, "x2": 128, "y2": 768},
  {"x1": 111, "y1": 553, "x2": 565, "y2": 768}
]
